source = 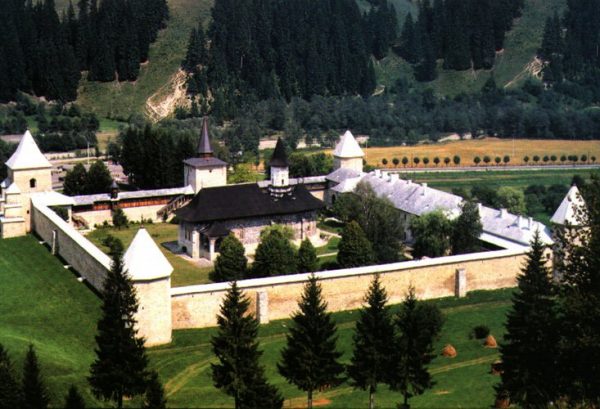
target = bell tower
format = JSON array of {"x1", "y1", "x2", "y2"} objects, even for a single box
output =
[
  {"x1": 333, "y1": 130, "x2": 364, "y2": 173},
  {"x1": 268, "y1": 138, "x2": 292, "y2": 197}
]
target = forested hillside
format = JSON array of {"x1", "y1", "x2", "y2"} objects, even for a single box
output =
[{"x1": 0, "y1": 0, "x2": 168, "y2": 103}]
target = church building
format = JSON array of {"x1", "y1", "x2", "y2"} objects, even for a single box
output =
[{"x1": 176, "y1": 136, "x2": 325, "y2": 260}]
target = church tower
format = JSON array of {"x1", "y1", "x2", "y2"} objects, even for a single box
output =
[
  {"x1": 333, "y1": 130, "x2": 364, "y2": 173},
  {"x1": 1, "y1": 130, "x2": 53, "y2": 238},
  {"x1": 269, "y1": 138, "x2": 292, "y2": 197},
  {"x1": 183, "y1": 117, "x2": 227, "y2": 194}
]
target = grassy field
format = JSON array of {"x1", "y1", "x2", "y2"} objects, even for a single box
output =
[
  {"x1": 357, "y1": 138, "x2": 600, "y2": 168},
  {"x1": 86, "y1": 223, "x2": 212, "y2": 287},
  {"x1": 0, "y1": 236, "x2": 103, "y2": 407},
  {"x1": 150, "y1": 288, "x2": 514, "y2": 408}
]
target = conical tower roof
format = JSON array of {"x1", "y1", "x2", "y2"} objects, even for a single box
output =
[
  {"x1": 550, "y1": 185, "x2": 586, "y2": 226},
  {"x1": 123, "y1": 228, "x2": 173, "y2": 281},
  {"x1": 333, "y1": 130, "x2": 364, "y2": 158},
  {"x1": 197, "y1": 117, "x2": 213, "y2": 157},
  {"x1": 269, "y1": 137, "x2": 289, "y2": 167},
  {"x1": 5, "y1": 130, "x2": 52, "y2": 170}
]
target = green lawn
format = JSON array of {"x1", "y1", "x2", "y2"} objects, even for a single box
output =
[
  {"x1": 0, "y1": 236, "x2": 103, "y2": 407},
  {"x1": 86, "y1": 223, "x2": 212, "y2": 287},
  {"x1": 150, "y1": 289, "x2": 514, "y2": 408},
  {"x1": 316, "y1": 236, "x2": 340, "y2": 256}
]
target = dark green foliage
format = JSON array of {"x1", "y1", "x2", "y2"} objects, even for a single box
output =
[
  {"x1": 472, "y1": 325, "x2": 490, "y2": 340},
  {"x1": 388, "y1": 287, "x2": 444, "y2": 408},
  {"x1": 86, "y1": 160, "x2": 112, "y2": 194},
  {"x1": 289, "y1": 153, "x2": 333, "y2": 178},
  {"x1": 64, "y1": 385, "x2": 85, "y2": 409},
  {"x1": 211, "y1": 282, "x2": 283, "y2": 409},
  {"x1": 212, "y1": 234, "x2": 247, "y2": 282},
  {"x1": 297, "y1": 238, "x2": 318, "y2": 273},
  {"x1": 498, "y1": 231, "x2": 558, "y2": 407},
  {"x1": 63, "y1": 163, "x2": 88, "y2": 195},
  {"x1": 348, "y1": 275, "x2": 395, "y2": 409},
  {"x1": 278, "y1": 275, "x2": 344, "y2": 409},
  {"x1": 337, "y1": 221, "x2": 375, "y2": 268},
  {"x1": 451, "y1": 201, "x2": 483, "y2": 255},
  {"x1": 411, "y1": 211, "x2": 453, "y2": 259},
  {"x1": 0, "y1": 344, "x2": 22, "y2": 409},
  {"x1": 142, "y1": 372, "x2": 167, "y2": 409},
  {"x1": 22, "y1": 344, "x2": 49, "y2": 409},
  {"x1": 251, "y1": 229, "x2": 297, "y2": 278},
  {"x1": 112, "y1": 208, "x2": 128, "y2": 229},
  {"x1": 88, "y1": 238, "x2": 149, "y2": 409}
]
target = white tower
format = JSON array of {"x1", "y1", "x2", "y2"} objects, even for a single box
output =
[
  {"x1": 269, "y1": 137, "x2": 291, "y2": 197},
  {"x1": 333, "y1": 130, "x2": 364, "y2": 173}
]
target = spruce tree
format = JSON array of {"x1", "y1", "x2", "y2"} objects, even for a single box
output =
[
  {"x1": 88, "y1": 239, "x2": 149, "y2": 409},
  {"x1": 278, "y1": 275, "x2": 344, "y2": 409},
  {"x1": 388, "y1": 287, "x2": 443, "y2": 409},
  {"x1": 297, "y1": 238, "x2": 318, "y2": 273},
  {"x1": 451, "y1": 200, "x2": 483, "y2": 255},
  {"x1": 497, "y1": 231, "x2": 558, "y2": 408},
  {"x1": 142, "y1": 372, "x2": 167, "y2": 409},
  {"x1": 0, "y1": 344, "x2": 21, "y2": 409},
  {"x1": 337, "y1": 221, "x2": 375, "y2": 268},
  {"x1": 64, "y1": 385, "x2": 85, "y2": 409},
  {"x1": 348, "y1": 274, "x2": 396, "y2": 409},
  {"x1": 63, "y1": 163, "x2": 88, "y2": 195},
  {"x1": 212, "y1": 233, "x2": 247, "y2": 282},
  {"x1": 251, "y1": 229, "x2": 297, "y2": 278},
  {"x1": 211, "y1": 282, "x2": 283, "y2": 409},
  {"x1": 22, "y1": 344, "x2": 49, "y2": 409},
  {"x1": 86, "y1": 160, "x2": 112, "y2": 194}
]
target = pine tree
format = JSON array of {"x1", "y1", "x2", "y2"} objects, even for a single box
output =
[
  {"x1": 337, "y1": 221, "x2": 375, "y2": 268},
  {"x1": 399, "y1": 14, "x2": 420, "y2": 64},
  {"x1": 88, "y1": 239, "x2": 149, "y2": 409},
  {"x1": 142, "y1": 372, "x2": 167, "y2": 409},
  {"x1": 347, "y1": 275, "x2": 396, "y2": 409},
  {"x1": 22, "y1": 344, "x2": 49, "y2": 409},
  {"x1": 451, "y1": 200, "x2": 483, "y2": 255},
  {"x1": 251, "y1": 229, "x2": 297, "y2": 278},
  {"x1": 211, "y1": 282, "x2": 283, "y2": 409},
  {"x1": 388, "y1": 287, "x2": 444, "y2": 409},
  {"x1": 212, "y1": 233, "x2": 247, "y2": 282},
  {"x1": 278, "y1": 275, "x2": 344, "y2": 409},
  {"x1": 497, "y1": 231, "x2": 558, "y2": 408},
  {"x1": 64, "y1": 385, "x2": 85, "y2": 409},
  {"x1": 297, "y1": 238, "x2": 318, "y2": 273},
  {"x1": 63, "y1": 163, "x2": 88, "y2": 195},
  {"x1": 0, "y1": 344, "x2": 21, "y2": 409},
  {"x1": 86, "y1": 160, "x2": 112, "y2": 194}
]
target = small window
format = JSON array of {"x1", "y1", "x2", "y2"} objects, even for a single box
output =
[{"x1": 29, "y1": 178, "x2": 37, "y2": 188}]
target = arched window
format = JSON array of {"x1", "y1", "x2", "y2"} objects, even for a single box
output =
[{"x1": 29, "y1": 178, "x2": 37, "y2": 188}]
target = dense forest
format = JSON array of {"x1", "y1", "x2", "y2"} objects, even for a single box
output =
[
  {"x1": 539, "y1": 0, "x2": 600, "y2": 102},
  {"x1": 0, "y1": 0, "x2": 168, "y2": 103},
  {"x1": 398, "y1": 0, "x2": 524, "y2": 81},
  {"x1": 183, "y1": 0, "x2": 397, "y2": 103}
]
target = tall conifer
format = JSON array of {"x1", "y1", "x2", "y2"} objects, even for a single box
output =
[
  {"x1": 22, "y1": 345, "x2": 49, "y2": 409},
  {"x1": 0, "y1": 344, "x2": 21, "y2": 409}
]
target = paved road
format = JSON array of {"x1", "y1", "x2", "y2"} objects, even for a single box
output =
[{"x1": 377, "y1": 164, "x2": 600, "y2": 173}]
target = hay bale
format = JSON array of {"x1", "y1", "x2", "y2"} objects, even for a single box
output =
[
  {"x1": 484, "y1": 334, "x2": 497, "y2": 348},
  {"x1": 491, "y1": 360, "x2": 503, "y2": 375},
  {"x1": 495, "y1": 397, "x2": 510, "y2": 408},
  {"x1": 441, "y1": 344, "x2": 457, "y2": 358}
]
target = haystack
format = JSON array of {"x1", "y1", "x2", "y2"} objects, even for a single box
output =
[
  {"x1": 484, "y1": 334, "x2": 497, "y2": 348},
  {"x1": 441, "y1": 344, "x2": 457, "y2": 358}
]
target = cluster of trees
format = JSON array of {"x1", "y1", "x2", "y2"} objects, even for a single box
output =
[
  {"x1": 183, "y1": 0, "x2": 396, "y2": 106},
  {"x1": 398, "y1": 0, "x2": 523, "y2": 81},
  {"x1": 410, "y1": 201, "x2": 483, "y2": 259},
  {"x1": 498, "y1": 173, "x2": 600, "y2": 407},
  {"x1": 211, "y1": 226, "x2": 318, "y2": 282},
  {"x1": 539, "y1": 2, "x2": 600, "y2": 102},
  {"x1": 63, "y1": 161, "x2": 113, "y2": 196},
  {"x1": 212, "y1": 274, "x2": 444, "y2": 409},
  {"x1": 0, "y1": 0, "x2": 168, "y2": 102},
  {"x1": 0, "y1": 141, "x2": 16, "y2": 181},
  {"x1": 381, "y1": 155, "x2": 460, "y2": 168}
]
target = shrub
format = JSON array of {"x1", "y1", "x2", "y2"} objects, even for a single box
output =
[{"x1": 472, "y1": 325, "x2": 490, "y2": 339}]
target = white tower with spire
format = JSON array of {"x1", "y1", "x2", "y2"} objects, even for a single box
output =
[
  {"x1": 124, "y1": 227, "x2": 174, "y2": 346},
  {"x1": 1, "y1": 130, "x2": 53, "y2": 238},
  {"x1": 332, "y1": 130, "x2": 364, "y2": 173}
]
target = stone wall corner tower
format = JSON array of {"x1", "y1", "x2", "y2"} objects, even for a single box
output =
[
  {"x1": 183, "y1": 117, "x2": 227, "y2": 194},
  {"x1": 333, "y1": 130, "x2": 364, "y2": 173}
]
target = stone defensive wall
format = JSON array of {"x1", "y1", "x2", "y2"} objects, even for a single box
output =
[
  {"x1": 171, "y1": 247, "x2": 527, "y2": 329},
  {"x1": 31, "y1": 198, "x2": 111, "y2": 291}
]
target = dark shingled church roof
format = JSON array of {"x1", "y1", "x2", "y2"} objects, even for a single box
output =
[
  {"x1": 176, "y1": 183, "x2": 324, "y2": 223},
  {"x1": 198, "y1": 116, "x2": 213, "y2": 156},
  {"x1": 269, "y1": 137, "x2": 289, "y2": 167}
]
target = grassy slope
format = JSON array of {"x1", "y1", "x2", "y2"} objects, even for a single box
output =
[
  {"x1": 75, "y1": 0, "x2": 213, "y2": 119},
  {"x1": 151, "y1": 289, "x2": 514, "y2": 408},
  {"x1": 0, "y1": 236, "x2": 102, "y2": 406}
]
